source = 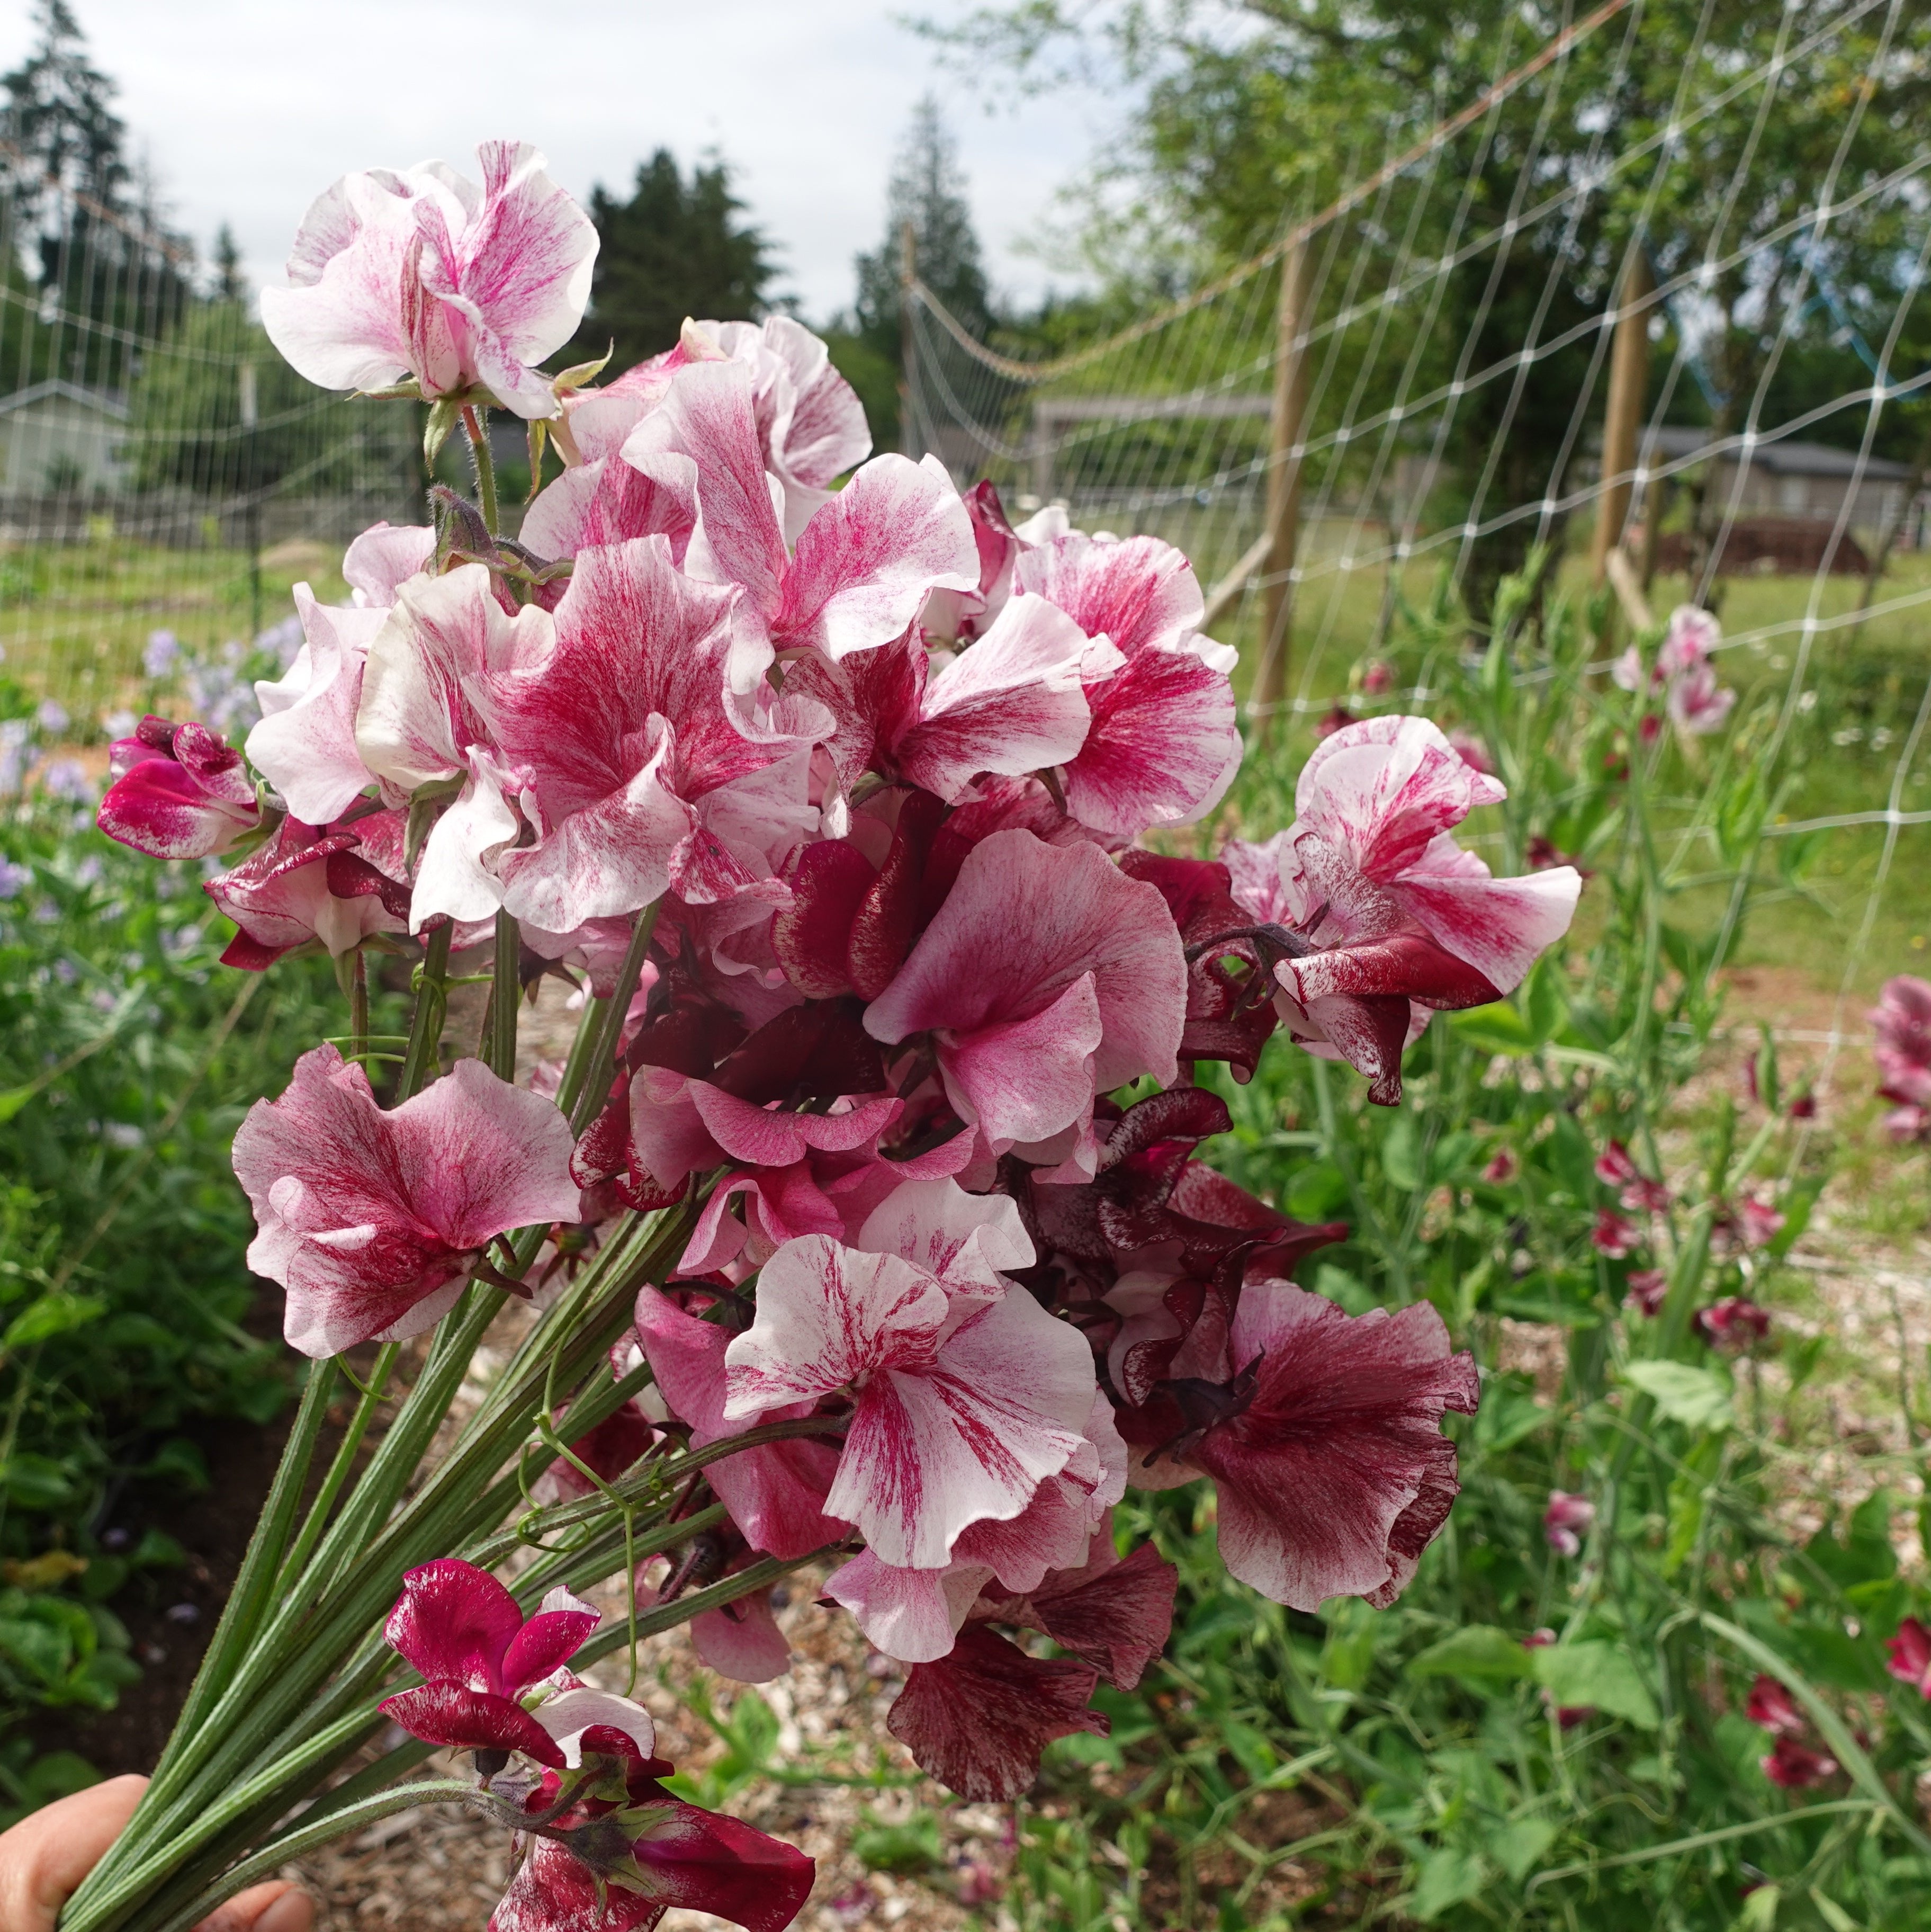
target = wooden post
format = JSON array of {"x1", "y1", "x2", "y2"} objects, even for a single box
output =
[
  {"x1": 1589, "y1": 248, "x2": 1655, "y2": 589},
  {"x1": 897, "y1": 219, "x2": 918, "y2": 458},
  {"x1": 1251, "y1": 238, "x2": 1312, "y2": 745}
]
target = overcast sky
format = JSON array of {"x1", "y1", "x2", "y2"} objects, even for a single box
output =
[{"x1": 0, "y1": 0, "x2": 1110, "y2": 321}]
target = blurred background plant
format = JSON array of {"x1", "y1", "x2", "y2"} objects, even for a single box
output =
[{"x1": 0, "y1": 779, "x2": 393, "y2": 1824}]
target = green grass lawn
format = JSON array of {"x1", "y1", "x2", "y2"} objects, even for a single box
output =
[{"x1": 0, "y1": 537, "x2": 351, "y2": 732}]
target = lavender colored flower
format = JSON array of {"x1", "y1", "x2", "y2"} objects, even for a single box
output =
[
  {"x1": 143, "y1": 629, "x2": 182, "y2": 677},
  {"x1": 0, "y1": 856, "x2": 28, "y2": 899},
  {"x1": 34, "y1": 697, "x2": 69, "y2": 736}
]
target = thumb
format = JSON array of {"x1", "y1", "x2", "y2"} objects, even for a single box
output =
[{"x1": 0, "y1": 1774, "x2": 148, "y2": 1932}]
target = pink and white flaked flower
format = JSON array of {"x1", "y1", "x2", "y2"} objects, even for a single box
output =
[
  {"x1": 722, "y1": 1179, "x2": 1102, "y2": 1570},
  {"x1": 261, "y1": 141, "x2": 597, "y2": 419},
  {"x1": 232, "y1": 1046, "x2": 582, "y2": 1356},
  {"x1": 97, "y1": 717, "x2": 261, "y2": 861}
]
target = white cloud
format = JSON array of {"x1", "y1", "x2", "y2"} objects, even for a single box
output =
[{"x1": 0, "y1": 0, "x2": 1107, "y2": 322}]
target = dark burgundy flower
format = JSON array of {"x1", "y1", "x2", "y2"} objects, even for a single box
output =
[
  {"x1": 378, "y1": 1559, "x2": 618, "y2": 1769},
  {"x1": 1591, "y1": 1211, "x2": 1638, "y2": 1259},
  {"x1": 97, "y1": 715, "x2": 261, "y2": 860},
  {"x1": 1885, "y1": 1616, "x2": 1931, "y2": 1695},
  {"x1": 1763, "y1": 1735, "x2": 1837, "y2": 1790},
  {"x1": 488, "y1": 1753, "x2": 814, "y2": 1932},
  {"x1": 1624, "y1": 1268, "x2": 1668, "y2": 1317},
  {"x1": 885, "y1": 1624, "x2": 1108, "y2": 1801},
  {"x1": 1694, "y1": 1297, "x2": 1771, "y2": 1350},
  {"x1": 1127, "y1": 1282, "x2": 1477, "y2": 1609},
  {"x1": 1744, "y1": 1673, "x2": 1804, "y2": 1736}
]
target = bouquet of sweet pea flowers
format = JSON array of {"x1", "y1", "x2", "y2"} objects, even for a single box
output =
[{"x1": 77, "y1": 140, "x2": 1582, "y2": 1932}]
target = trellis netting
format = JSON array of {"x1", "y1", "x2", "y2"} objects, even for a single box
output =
[
  {"x1": 0, "y1": 159, "x2": 418, "y2": 745},
  {"x1": 902, "y1": 0, "x2": 1931, "y2": 1111},
  {"x1": 2, "y1": 0, "x2": 1929, "y2": 1106}
]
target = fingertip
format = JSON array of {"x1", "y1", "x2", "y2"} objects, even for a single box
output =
[{"x1": 200, "y1": 1879, "x2": 314, "y2": 1932}]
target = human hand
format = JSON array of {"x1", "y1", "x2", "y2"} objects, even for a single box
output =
[{"x1": 0, "y1": 1776, "x2": 313, "y2": 1932}]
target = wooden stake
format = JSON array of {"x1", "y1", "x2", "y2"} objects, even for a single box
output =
[
  {"x1": 1589, "y1": 248, "x2": 1655, "y2": 591},
  {"x1": 1251, "y1": 238, "x2": 1313, "y2": 744}
]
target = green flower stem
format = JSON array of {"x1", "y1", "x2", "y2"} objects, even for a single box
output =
[
  {"x1": 565, "y1": 900, "x2": 660, "y2": 1133},
  {"x1": 397, "y1": 922, "x2": 454, "y2": 1101},
  {"x1": 147, "y1": 1782, "x2": 480, "y2": 1932},
  {"x1": 122, "y1": 1211, "x2": 689, "y2": 1875},
  {"x1": 571, "y1": 1545, "x2": 845, "y2": 1672},
  {"x1": 486, "y1": 907, "x2": 519, "y2": 1080},
  {"x1": 70, "y1": 1178, "x2": 695, "y2": 1932},
  {"x1": 463, "y1": 405, "x2": 499, "y2": 538},
  {"x1": 275, "y1": 1345, "x2": 399, "y2": 1594},
  {"x1": 140, "y1": 1362, "x2": 336, "y2": 1789}
]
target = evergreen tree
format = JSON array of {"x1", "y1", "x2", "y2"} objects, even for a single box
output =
[
  {"x1": 854, "y1": 95, "x2": 993, "y2": 364},
  {"x1": 0, "y1": 0, "x2": 191, "y2": 393},
  {"x1": 212, "y1": 222, "x2": 245, "y2": 305},
  {"x1": 566, "y1": 149, "x2": 776, "y2": 371}
]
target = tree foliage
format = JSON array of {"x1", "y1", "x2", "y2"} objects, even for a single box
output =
[
  {"x1": 566, "y1": 149, "x2": 777, "y2": 372},
  {"x1": 926, "y1": 0, "x2": 1931, "y2": 620},
  {"x1": 0, "y1": 0, "x2": 193, "y2": 395},
  {"x1": 854, "y1": 94, "x2": 994, "y2": 365}
]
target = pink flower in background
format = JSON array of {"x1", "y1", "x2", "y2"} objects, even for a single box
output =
[
  {"x1": 1542, "y1": 1490, "x2": 1594, "y2": 1557},
  {"x1": 1873, "y1": 975, "x2": 1931, "y2": 1140},
  {"x1": 1744, "y1": 1673, "x2": 1805, "y2": 1736},
  {"x1": 1596, "y1": 1139, "x2": 1669, "y2": 1213},
  {"x1": 260, "y1": 141, "x2": 597, "y2": 418},
  {"x1": 1762, "y1": 1736, "x2": 1838, "y2": 1790},
  {"x1": 1659, "y1": 604, "x2": 1720, "y2": 675},
  {"x1": 1624, "y1": 1268, "x2": 1668, "y2": 1317},
  {"x1": 1591, "y1": 1210, "x2": 1638, "y2": 1258},
  {"x1": 1481, "y1": 1145, "x2": 1517, "y2": 1184},
  {"x1": 1361, "y1": 658, "x2": 1394, "y2": 696},
  {"x1": 1694, "y1": 1296, "x2": 1771, "y2": 1350},
  {"x1": 232, "y1": 1046, "x2": 582, "y2": 1356},
  {"x1": 1668, "y1": 659, "x2": 1736, "y2": 736},
  {"x1": 97, "y1": 717, "x2": 261, "y2": 860},
  {"x1": 1738, "y1": 1195, "x2": 1785, "y2": 1249},
  {"x1": 1614, "y1": 605, "x2": 1734, "y2": 738},
  {"x1": 1885, "y1": 1616, "x2": 1931, "y2": 1695},
  {"x1": 1447, "y1": 728, "x2": 1494, "y2": 776}
]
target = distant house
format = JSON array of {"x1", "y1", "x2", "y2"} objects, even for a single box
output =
[
  {"x1": 1633, "y1": 424, "x2": 1923, "y2": 544},
  {"x1": 0, "y1": 381, "x2": 130, "y2": 493}
]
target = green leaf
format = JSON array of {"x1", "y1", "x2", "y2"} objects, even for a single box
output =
[
  {"x1": 851, "y1": 1807, "x2": 942, "y2": 1875},
  {"x1": 1411, "y1": 1847, "x2": 1488, "y2": 1921},
  {"x1": 140, "y1": 1439, "x2": 209, "y2": 1491},
  {"x1": 423, "y1": 396, "x2": 463, "y2": 467},
  {"x1": 1622, "y1": 1359, "x2": 1733, "y2": 1431},
  {"x1": 1531, "y1": 1641, "x2": 1659, "y2": 1728},
  {"x1": 1407, "y1": 1625, "x2": 1534, "y2": 1683},
  {"x1": 3, "y1": 1292, "x2": 105, "y2": 1350},
  {"x1": 1487, "y1": 1817, "x2": 1556, "y2": 1884},
  {"x1": 1382, "y1": 1116, "x2": 1423, "y2": 1191},
  {"x1": 1449, "y1": 1001, "x2": 1535, "y2": 1057},
  {"x1": 1524, "y1": 958, "x2": 1568, "y2": 1046},
  {"x1": 1286, "y1": 1162, "x2": 1349, "y2": 1221},
  {"x1": 1313, "y1": 1263, "x2": 1374, "y2": 1315}
]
